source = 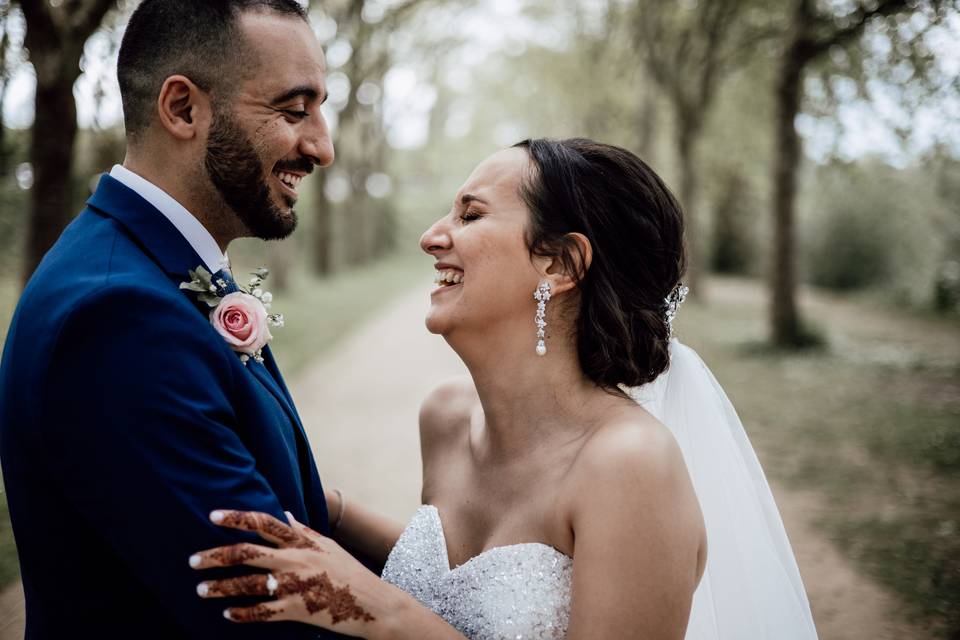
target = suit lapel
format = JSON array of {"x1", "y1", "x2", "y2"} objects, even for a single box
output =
[
  {"x1": 86, "y1": 174, "x2": 203, "y2": 282},
  {"x1": 88, "y1": 174, "x2": 308, "y2": 443},
  {"x1": 247, "y1": 355, "x2": 302, "y2": 431}
]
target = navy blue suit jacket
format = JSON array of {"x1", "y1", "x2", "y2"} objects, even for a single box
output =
[{"x1": 0, "y1": 175, "x2": 341, "y2": 638}]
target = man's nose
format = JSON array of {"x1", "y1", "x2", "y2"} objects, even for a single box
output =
[{"x1": 299, "y1": 111, "x2": 335, "y2": 167}]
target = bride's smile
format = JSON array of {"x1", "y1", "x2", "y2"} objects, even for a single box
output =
[{"x1": 420, "y1": 148, "x2": 553, "y2": 342}]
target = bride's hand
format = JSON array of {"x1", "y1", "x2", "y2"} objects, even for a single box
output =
[{"x1": 190, "y1": 509, "x2": 399, "y2": 637}]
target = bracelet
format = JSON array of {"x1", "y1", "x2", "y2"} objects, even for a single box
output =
[{"x1": 331, "y1": 488, "x2": 346, "y2": 532}]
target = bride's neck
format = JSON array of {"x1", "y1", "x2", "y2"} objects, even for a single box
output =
[{"x1": 450, "y1": 327, "x2": 605, "y2": 463}]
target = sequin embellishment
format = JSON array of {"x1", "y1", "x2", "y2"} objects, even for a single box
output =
[{"x1": 381, "y1": 505, "x2": 573, "y2": 639}]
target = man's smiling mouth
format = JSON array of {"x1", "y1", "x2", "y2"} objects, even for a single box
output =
[{"x1": 274, "y1": 171, "x2": 302, "y2": 192}]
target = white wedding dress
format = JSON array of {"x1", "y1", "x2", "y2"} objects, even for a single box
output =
[{"x1": 381, "y1": 340, "x2": 819, "y2": 640}]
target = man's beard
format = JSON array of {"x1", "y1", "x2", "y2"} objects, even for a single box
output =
[{"x1": 204, "y1": 109, "x2": 298, "y2": 241}]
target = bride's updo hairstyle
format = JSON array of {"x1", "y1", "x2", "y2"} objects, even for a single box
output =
[{"x1": 514, "y1": 138, "x2": 686, "y2": 389}]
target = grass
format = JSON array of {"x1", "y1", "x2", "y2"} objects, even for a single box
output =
[
  {"x1": 674, "y1": 277, "x2": 960, "y2": 637},
  {"x1": 0, "y1": 249, "x2": 431, "y2": 592}
]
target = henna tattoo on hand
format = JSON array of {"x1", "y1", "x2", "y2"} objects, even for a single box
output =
[
  {"x1": 276, "y1": 571, "x2": 375, "y2": 624},
  {"x1": 204, "y1": 574, "x2": 271, "y2": 598},
  {"x1": 227, "y1": 603, "x2": 284, "y2": 622},
  {"x1": 220, "y1": 511, "x2": 323, "y2": 551},
  {"x1": 209, "y1": 544, "x2": 266, "y2": 566}
]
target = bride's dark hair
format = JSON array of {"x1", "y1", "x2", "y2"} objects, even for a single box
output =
[{"x1": 514, "y1": 138, "x2": 686, "y2": 389}]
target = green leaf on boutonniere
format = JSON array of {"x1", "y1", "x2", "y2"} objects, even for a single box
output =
[
  {"x1": 179, "y1": 281, "x2": 210, "y2": 293},
  {"x1": 197, "y1": 292, "x2": 222, "y2": 308}
]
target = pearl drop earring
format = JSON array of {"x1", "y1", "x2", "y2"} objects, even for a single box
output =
[{"x1": 534, "y1": 281, "x2": 551, "y2": 356}]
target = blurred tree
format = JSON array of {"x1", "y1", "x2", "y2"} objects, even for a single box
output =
[
  {"x1": 631, "y1": 0, "x2": 776, "y2": 296},
  {"x1": 307, "y1": 0, "x2": 430, "y2": 275},
  {"x1": 769, "y1": 0, "x2": 955, "y2": 346},
  {"x1": 710, "y1": 168, "x2": 756, "y2": 275},
  {"x1": 20, "y1": 0, "x2": 117, "y2": 285},
  {"x1": 0, "y1": 1, "x2": 14, "y2": 177}
]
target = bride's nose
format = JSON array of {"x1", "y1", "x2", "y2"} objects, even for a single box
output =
[{"x1": 420, "y1": 218, "x2": 452, "y2": 255}]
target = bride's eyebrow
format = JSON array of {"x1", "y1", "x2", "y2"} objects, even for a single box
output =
[{"x1": 460, "y1": 194, "x2": 488, "y2": 206}]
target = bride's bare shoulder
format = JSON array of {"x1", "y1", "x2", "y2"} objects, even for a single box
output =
[
  {"x1": 418, "y1": 376, "x2": 478, "y2": 450},
  {"x1": 570, "y1": 406, "x2": 691, "y2": 501}
]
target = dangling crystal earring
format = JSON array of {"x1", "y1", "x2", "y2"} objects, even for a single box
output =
[{"x1": 534, "y1": 281, "x2": 551, "y2": 356}]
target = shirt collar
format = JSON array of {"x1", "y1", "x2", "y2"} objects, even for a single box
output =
[{"x1": 109, "y1": 164, "x2": 228, "y2": 273}]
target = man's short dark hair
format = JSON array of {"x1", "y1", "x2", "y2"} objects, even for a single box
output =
[{"x1": 117, "y1": 0, "x2": 307, "y2": 142}]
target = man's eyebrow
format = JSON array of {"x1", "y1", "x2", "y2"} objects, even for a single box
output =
[
  {"x1": 270, "y1": 86, "x2": 324, "y2": 105},
  {"x1": 460, "y1": 193, "x2": 488, "y2": 206}
]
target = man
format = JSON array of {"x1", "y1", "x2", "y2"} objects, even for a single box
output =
[{"x1": 0, "y1": 1, "x2": 346, "y2": 637}]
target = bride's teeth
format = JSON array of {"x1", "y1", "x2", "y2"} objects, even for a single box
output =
[{"x1": 434, "y1": 270, "x2": 464, "y2": 285}]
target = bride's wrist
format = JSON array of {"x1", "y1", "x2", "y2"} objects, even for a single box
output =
[
  {"x1": 372, "y1": 582, "x2": 426, "y2": 640},
  {"x1": 325, "y1": 488, "x2": 345, "y2": 533}
]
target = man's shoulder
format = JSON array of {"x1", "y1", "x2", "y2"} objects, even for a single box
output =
[
  {"x1": 23, "y1": 209, "x2": 186, "y2": 311},
  {"x1": 11, "y1": 209, "x2": 209, "y2": 358}
]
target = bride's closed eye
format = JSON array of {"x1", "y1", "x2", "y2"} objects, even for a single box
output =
[{"x1": 460, "y1": 209, "x2": 482, "y2": 223}]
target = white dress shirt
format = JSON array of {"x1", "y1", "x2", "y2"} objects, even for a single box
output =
[{"x1": 109, "y1": 164, "x2": 228, "y2": 273}]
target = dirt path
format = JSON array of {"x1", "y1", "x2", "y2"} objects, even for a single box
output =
[{"x1": 0, "y1": 283, "x2": 930, "y2": 639}]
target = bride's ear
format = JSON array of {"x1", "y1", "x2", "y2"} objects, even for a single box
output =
[{"x1": 539, "y1": 232, "x2": 592, "y2": 295}]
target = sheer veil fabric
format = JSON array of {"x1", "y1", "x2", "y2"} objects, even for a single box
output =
[{"x1": 625, "y1": 339, "x2": 819, "y2": 640}]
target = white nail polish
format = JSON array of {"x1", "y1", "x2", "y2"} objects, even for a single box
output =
[
  {"x1": 196, "y1": 582, "x2": 209, "y2": 597},
  {"x1": 210, "y1": 510, "x2": 225, "y2": 524},
  {"x1": 223, "y1": 609, "x2": 233, "y2": 620},
  {"x1": 284, "y1": 510, "x2": 295, "y2": 524},
  {"x1": 188, "y1": 554, "x2": 201, "y2": 568}
]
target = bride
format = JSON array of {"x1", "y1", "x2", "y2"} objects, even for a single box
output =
[{"x1": 189, "y1": 138, "x2": 818, "y2": 639}]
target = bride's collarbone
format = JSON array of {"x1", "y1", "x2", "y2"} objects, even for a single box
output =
[{"x1": 428, "y1": 491, "x2": 574, "y2": 568}]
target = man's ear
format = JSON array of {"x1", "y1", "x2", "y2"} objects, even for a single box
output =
[
  {"x1": 540, "y1": 232, "x2": 593, "y2": 295},
  {"x1": 156, "y1": 75, "x2": 210, "y2": 141}
]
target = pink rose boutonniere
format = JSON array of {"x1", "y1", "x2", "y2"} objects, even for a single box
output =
[{"x1": 179, "y1": 266, "x2": 284, "y2": 365}]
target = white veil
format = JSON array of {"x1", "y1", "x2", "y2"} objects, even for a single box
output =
[{"x1": 625, "y1": 339, "x2": 819, "y2": 640}]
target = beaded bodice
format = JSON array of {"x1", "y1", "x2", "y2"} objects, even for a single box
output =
[{"x1": 381, "y1": 505, "x2": 573, "y2": 640}]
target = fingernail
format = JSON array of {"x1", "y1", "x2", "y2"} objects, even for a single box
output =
[
  {"x1": 223, "y1": 609, "x2": 233, "y2": 621},
  {"x1": 196, "y1": 582, "x2": 209, "y2": 597},
  {"x1": 284, "y1": 510, "x2": 295, "y2": 524},
  {"x1": 210, "y1": 510, "x2": 225, "y2": 524},
  {"x1": 188, "y1": 554, "x2": 202, "y2": 568}
]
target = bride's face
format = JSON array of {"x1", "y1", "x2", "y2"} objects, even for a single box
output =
[{"x1": 420, "y1": 148, "x2": 543, "y2": 337}]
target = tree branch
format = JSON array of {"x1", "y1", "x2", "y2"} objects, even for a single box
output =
[
  {"x1": 19, "y1": 0, "x2": 57, "y2": 48},
  {"x1": 809, "y1": 0, "x2": 912, "y2": 56},
  {"x1": 69, "y1": 0, "x2": 118, "y2": 39}
]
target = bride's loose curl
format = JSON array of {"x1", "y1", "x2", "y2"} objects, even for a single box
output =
[{"x1": 514, "y1": 138, "x2": 686, "y2": 389}]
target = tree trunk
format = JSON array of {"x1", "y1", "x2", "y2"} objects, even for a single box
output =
[
  {"x1": 638, "y1": 84, "x2": 658, "y2": 163},
  {"x1": 770, "y1": 44, "x2": 805, "y2": 346},
  {"x1": 676, "y1": 119, "x2": 701, "y2": 296},
  {"x1": 24, "y1": 71, "x2": 79, "y2": 284},
  {"x1": 20, "y1": 0, "x2": 117, "y2": 285},
  {"x1": 312, "y1": 169, "x2": 333, "y2": 277}
]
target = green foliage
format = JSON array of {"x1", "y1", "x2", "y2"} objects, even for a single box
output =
[
  {"x1": 801, "y1": 159, "x2": 955, "y2": 306},
  {"x1": 807, "y1": 197, "x2": 897, "y2": 290},
  {"x1": 710, "y1": 169, "x2": 758, "y2": 275}
]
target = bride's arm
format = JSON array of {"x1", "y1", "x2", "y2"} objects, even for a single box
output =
[
  {"x1": 190, "y1": 509, "x2": 467, "y2": 639},
  {"x1": 564, "y1": 419, "x2": 706, "y2": 640},
  {"x1": 324, "y1": 489, "x2": 404, "y2": 568}
]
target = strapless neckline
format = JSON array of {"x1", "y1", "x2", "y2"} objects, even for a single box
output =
[
  {"x1": 424, "y1": 504, "x2": 572, "y2": 573},
  {"x1": 381, "y1": 504, "x2": 574, "y2": 639}
]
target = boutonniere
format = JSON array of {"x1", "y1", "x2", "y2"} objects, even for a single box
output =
[{"x1": 179, "y1": 266, "x2": 284, "y2": 365}]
